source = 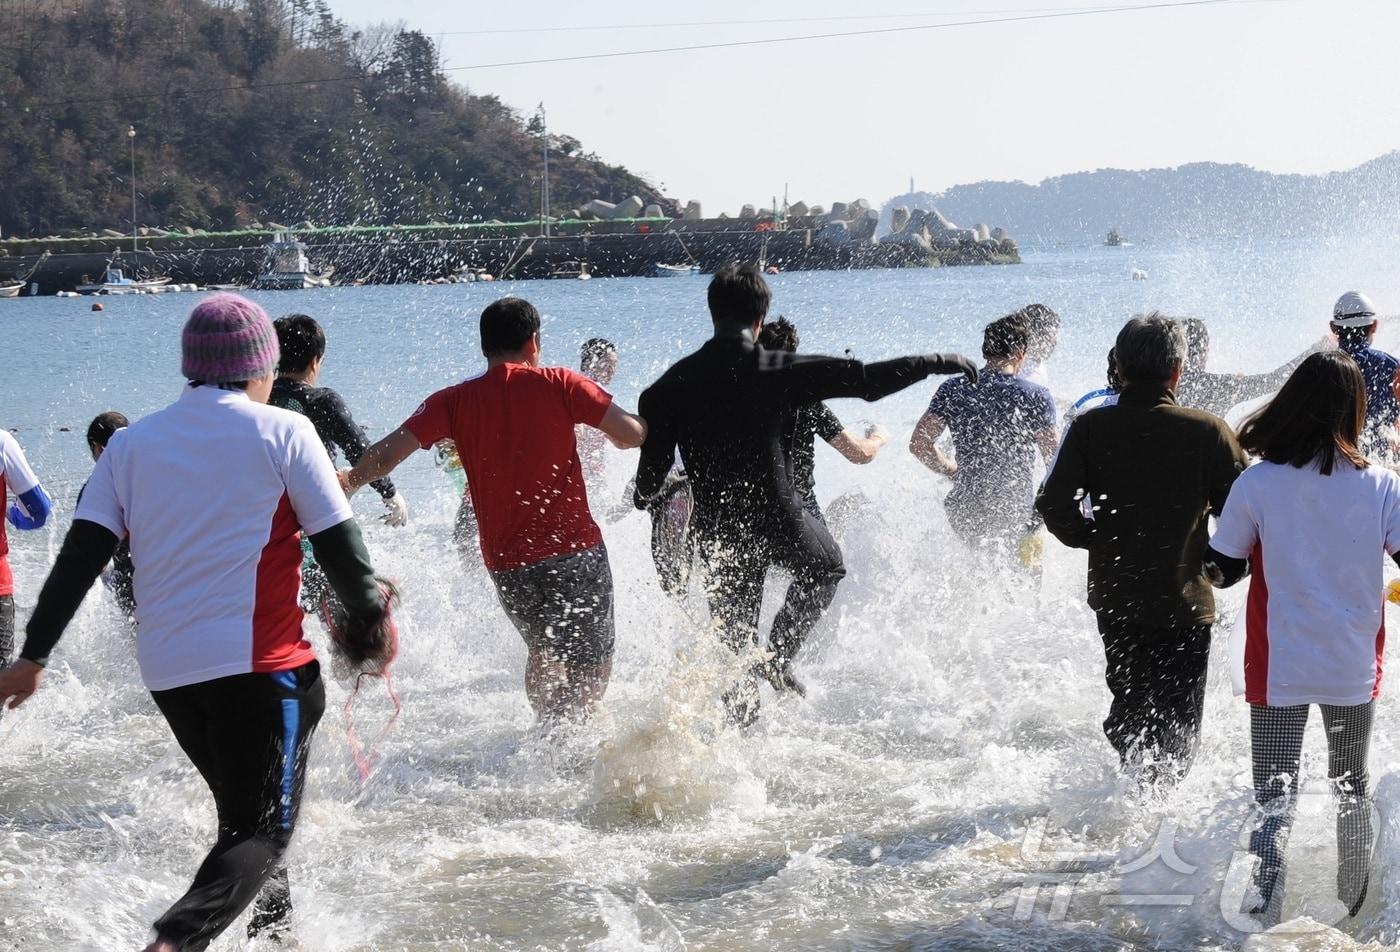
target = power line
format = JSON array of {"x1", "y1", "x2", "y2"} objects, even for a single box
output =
[
  {"x1": 0, "y1": 5, "x2": 1118, "y2": 55},
  {"x1": 424, "y1": 7, "x2": 1111, "y2": 37},
  {"x1": 19, "y1": 0, "x2": 1264, "y2": 112}
]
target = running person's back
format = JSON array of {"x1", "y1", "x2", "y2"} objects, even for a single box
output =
[
  {"x1": 343, "y1": 297, "x2": 649, "y2": 722},
  {"x1": 641, "y1": 338, "x2": 829, "y2": 545},
  {"x1": 635, "y1": 265, "x2": 976, "y2": 722}
]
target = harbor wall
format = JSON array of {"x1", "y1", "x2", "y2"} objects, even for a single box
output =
[{"x1": 0, "y1": 220, "x2": 1019, "y2": 293}]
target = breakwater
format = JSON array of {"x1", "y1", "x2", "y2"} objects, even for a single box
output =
[{"x1": 0, "y1": 213, "x2": 1019, "y2": 294}]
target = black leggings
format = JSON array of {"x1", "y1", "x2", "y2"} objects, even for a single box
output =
[
  {"x1": 0, "y1": 594, "x2": 13, "y2": 668},
  {"x1": 698, "y1": 514, "x2": 846, "y2": 665},
  {"x1": 149, "y1": 661, "x2": 325, "y2": 951},
  {"x1": 1249, "y1": 702, "x2": 1374, "y2": 917}
]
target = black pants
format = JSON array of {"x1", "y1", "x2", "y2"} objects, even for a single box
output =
[
  {"x1": 1096, "y1": 615, "x2": 1211, "y2": 784},
  {"x1": 0, "y1": 594, "x2": 13, "y2": 668},
  {"x1": 1249, "y1": 702, "x2": 1374, "y2": 917},
  {"x1": 698, "y1": 514, "x2": 847, "y2": 667},
  {"x1": 149, "y1": 661, "x2": 325, "y2": 951}
]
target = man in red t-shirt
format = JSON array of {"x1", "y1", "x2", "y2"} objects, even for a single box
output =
[{"x1": 346, "y1": 298, "x2": 647, "y2": 720}]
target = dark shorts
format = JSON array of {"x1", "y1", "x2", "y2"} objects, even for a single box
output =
[{"x1": 489, "y1": 543, "x2": 615, "y2": 667}]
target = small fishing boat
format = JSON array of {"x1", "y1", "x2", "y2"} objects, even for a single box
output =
[
  {"x1": 77, "y1": 268, "x2": 173, "y2": 294},
  {"x1": 549, "y1": 260, "x2": 592, "y2": 280},
  {"x1": 1104, "y1": 228, "x2": 1131, "y2": 247},
  {"x1": 652, "y1": 262, "x2": 701, "y2": 278},
  {"x1": 0, "y1": 282, "x2": 23, "y2": 298},
  {"x1": 251, "y1": 231, "x2": 333, "y2": 290}
]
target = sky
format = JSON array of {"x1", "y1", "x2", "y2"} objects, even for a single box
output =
[{"x1": 330, "y1": 0, "x2": 1400, "y2": 214}]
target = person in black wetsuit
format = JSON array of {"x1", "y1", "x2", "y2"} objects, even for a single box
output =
[
  {"x1": 1176, "y1": 316, "x2": 1320, "y2": 420},
  {"x1": 633, "y1": 264, "x2": 976, "y2": 724},
  {"x1": 86, "y1": 412, "x2": 136, "y2": 623},
  {"x1": 270, "y1": 314, "x2": 409, "y2": 528},
  {"x1": 756, "y1": 317, "x2": 889, "y2": 522}
]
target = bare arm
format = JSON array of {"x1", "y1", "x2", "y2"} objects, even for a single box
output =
[
  {"x1": 597, "y1": 402, "x2": 647, "y2": 450},
  {"x1": 909, "y1": 411, "x2": 956, "y2": 476},
  {"x1": 830, "y1": 424, "x2": 887, "y2": 464},
  {"x1": 343, "y1": 426, "x2": 421, "y2": 495}
]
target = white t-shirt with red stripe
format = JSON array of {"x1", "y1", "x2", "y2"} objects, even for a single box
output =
[
  {"x1": 1211, "y1": 458, "x2": 1400, "y2": 707},
  {"x1": 0, "y1": 429, "x2": 42, "y2": 597},
  {"x1": 76, "y1": 385, "x2": 353, "y2": 691}
]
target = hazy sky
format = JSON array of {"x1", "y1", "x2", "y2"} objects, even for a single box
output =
[{"x1": 331, "y1": 0, "x2": 1400, "y2": 213}]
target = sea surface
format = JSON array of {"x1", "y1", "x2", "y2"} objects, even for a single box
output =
[{"x1": 3, "y1": 236, "x2": 1400, "y2": 951}]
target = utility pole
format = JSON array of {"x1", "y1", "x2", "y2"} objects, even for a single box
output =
[
  {"x1": 128, "y1": 125, "x2": 138, "y2": 252},
  {"x1": 539, "y1": 102, "x2": 550, "y2": 238}
]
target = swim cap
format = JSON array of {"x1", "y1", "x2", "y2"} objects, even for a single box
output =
[
  {"x1": 181, "y1": 293, "x2": 280, "y2": 383},
  {"x1": 1332, "y1": 291, "x2": 1378, "y2": 329}
]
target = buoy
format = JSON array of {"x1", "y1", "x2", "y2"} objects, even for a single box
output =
[{"x1": 91, "y1": 302, "x2": 104, "y2": 312}]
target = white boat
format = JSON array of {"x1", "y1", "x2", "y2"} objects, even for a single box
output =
[
  {"x1": 652, "y1": 262, "x2": 701, "y2": 277},
  {"x1": 77, "y1": 268, "x2": 173, "y2": 294},
  {"x1": 1104, "y1": 228, "x2": 1132, "y2": 247},
  {"x1": 549, "y1": 260, "x2": 592, "y2": 280},
  {"x1": 0, "y1": 282, "x2": 22, "y2": 298},
  {"x1": 251, "y1": 231, "x2": 333, "y2": 290}
]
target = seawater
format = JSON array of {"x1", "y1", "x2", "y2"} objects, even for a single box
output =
[{"x1": 3, "y1": 236, "x2": 1400, "y2": 951}]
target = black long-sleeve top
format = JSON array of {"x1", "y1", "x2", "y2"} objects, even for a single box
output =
[
  {"x1": 635, "y1": 334, "x2": 961, "y2": 546},
  {"x1": 1035, "y1": 383, "x2": 1248, "y2": 627},
  {"x1": 270, "y1": 378, "x2": 397, "y2": 501}
]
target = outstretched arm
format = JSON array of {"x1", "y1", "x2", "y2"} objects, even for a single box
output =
[
  {"x1": 786, "y1": 353, "x2": 977, "y2": 405},
  {"x1": 319, "y1": 390, "x2": 399, "y2": 503},
  {"x1": 344, "y1": 426, "x2": 421, "y2": 495},
  {"x1": 909, "y1": 411, "x2": 956, "y2": 477},
  {"x1": 598, "y1": 403, "x2": 648, "y2": 449}
]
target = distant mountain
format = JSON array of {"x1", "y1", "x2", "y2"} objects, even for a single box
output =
[{"x1": 883, "y1": 154, "x2": 1400, "y2": 246}]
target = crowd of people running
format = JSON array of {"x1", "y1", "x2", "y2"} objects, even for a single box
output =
[{"x1": 0, "y1": 266, "x2": 1395, "y2": 947}]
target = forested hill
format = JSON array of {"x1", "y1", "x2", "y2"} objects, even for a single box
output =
[{"x1": 0, "y1": 0, "x2": 668, "y2": 238}]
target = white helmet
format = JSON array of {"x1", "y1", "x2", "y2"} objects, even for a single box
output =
[{"x1": 1332, "y1": 291, "x2": 1378, "y2": 328}]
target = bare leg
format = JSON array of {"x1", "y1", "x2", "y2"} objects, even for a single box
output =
[
  {"x1": 525, "y1": 651, "x2": 612, "y2": 721},
  {"x1": 561, "y1": 660, "x2": 611, "y2": 716},
  {"x1": 525, "y1": 647, "x2": 570, "y2": 719}
]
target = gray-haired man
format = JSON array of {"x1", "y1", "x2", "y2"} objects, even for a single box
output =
[{"x1": 1036, "y1": 314, "x2": 1248, "y2": 786}]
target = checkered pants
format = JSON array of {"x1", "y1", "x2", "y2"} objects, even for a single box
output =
[{"x1": 1249, "y1": 701, "x2": 1374, "y2": 918}]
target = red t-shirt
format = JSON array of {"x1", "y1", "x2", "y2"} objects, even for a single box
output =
[{"x1": 403, "y1": 363, "x2": 613, "y2": 572}]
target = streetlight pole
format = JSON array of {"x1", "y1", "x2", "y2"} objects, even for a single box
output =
[
  {"x1": 128, "y1": 125, "x2": 138, "y2": 253},
  {"x1": 539, "y1": 102, "x2": 550, "y2": 238}
]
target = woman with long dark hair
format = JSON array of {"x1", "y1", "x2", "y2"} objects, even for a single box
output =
[{"x1": 1206, "y1": 350, "x2": 1400, "y2": 921}]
